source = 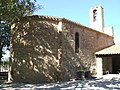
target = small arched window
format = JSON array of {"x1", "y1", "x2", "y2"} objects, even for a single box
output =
[
  {"x1": 75, "y1": 32, "x2": 79, "y2": 53},
  {"x1": 93, "y1": 9, "x2": 97, "y2": 22}
]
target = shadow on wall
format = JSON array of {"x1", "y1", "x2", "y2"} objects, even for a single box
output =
[
  {"x1": 11, "y1": 18, "x2": 60, "y2": 83},
  {"x1": 59, "y1": 22, "x2": 92, "y2": 81},
  {"x1": 10, "y1": 17, "x2": 90, "y2": 83}
]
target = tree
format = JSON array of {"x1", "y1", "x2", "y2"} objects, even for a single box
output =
[{"x1": 0, "y1": 0, "x2": 41, "y2": 61}]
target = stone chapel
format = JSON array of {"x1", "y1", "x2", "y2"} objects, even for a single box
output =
[{"x1": 9, "y1": 5, "x2": 116, "y2": 83}]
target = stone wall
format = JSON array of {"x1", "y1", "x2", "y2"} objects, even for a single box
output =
[
  {"x1": 10, "y1": 16, "x2": 114, "y2": 83},
  {"x1": 60, "y1": 20, "x2": 114, "y2": 81},
  {"x1": 10, "y1": 16, "x2": 60, "y2": 83}
]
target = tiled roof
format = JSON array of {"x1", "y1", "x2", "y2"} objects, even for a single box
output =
[
  {"x1": 26, "y1": 15, "x2": 61, "y2": 21},
  {"x1": 21, "y1": 15, "x2": 113, "y2": 38},
  {"x1": 95, "y1": 44, "x2": 120, "y2": 56}
]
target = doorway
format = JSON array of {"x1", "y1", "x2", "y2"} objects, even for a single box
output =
[{"x1": 112, "y1": 55, "x2": 120, "y2": 74}]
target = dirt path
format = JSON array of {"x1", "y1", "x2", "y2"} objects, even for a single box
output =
[{"x1": 0, "y1": 78, "x2": 120, "y2": 90}]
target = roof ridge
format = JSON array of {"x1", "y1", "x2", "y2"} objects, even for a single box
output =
[
  {"x1": 31, "y1": 15, "x2": 63, "y2": 21},
  {"x1": 62, "y1": 18, "x2": 113, "y2": 38},
  {"x1": 23, "y1": 15, "x2": 113, "y2": 38}
]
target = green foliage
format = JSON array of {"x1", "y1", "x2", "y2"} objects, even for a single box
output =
[
  {"x1": 0, "y1": 0, "x2": 41, "y2": 44},
  {"x1": 0, "y1": 0, "x2": 41, "y2": 60},
  {"x1": 0, "y1": 61, "x2": 9, "y2": 66},
  {"x1": 0, "y1": 0, "x2": 40, "y2": 23}
]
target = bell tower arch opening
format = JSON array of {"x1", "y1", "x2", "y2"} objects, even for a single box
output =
[
  {"x1": 89, "y1": 5, "x2": 104, "y2": 32},
  {"x1": 93, "y1": 9, "x2": 97, "y2": 22}
]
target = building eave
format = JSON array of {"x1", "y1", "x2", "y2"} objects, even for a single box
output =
[
  {"x1": 14, "y1": 15, "x2": 114, "y2": 39},
  {"x1": 95, "y1": 44, "x2": 120, "y2": 56},
  {"x1": 62, "y1": 18, "x2": 113, "y2": 38}
]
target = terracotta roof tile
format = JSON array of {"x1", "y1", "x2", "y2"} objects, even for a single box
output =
[
  {"x1": 95, "y1": 45, "x2": 120, "y2": 55},
  {"x1": 21, "y1": 15, "x2": 113, "y2": 38}
]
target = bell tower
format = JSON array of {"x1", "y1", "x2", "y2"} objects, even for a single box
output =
[{"x1": 89, "y1": 5, "x2": 104, "y2": 32}]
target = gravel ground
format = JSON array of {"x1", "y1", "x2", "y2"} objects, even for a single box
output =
[{"x1": 0, "y1": 78, "x2": 120, "y2": 90}]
